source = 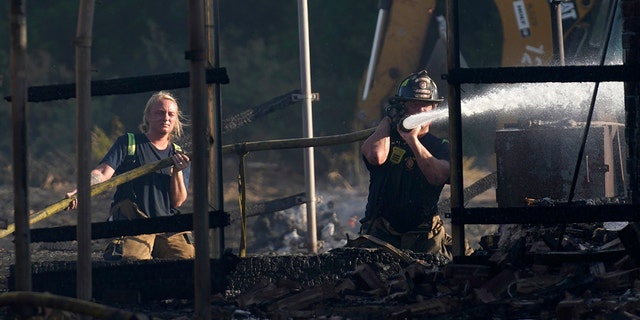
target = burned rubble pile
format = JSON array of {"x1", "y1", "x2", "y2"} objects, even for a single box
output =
[
  {"x1": 220, "y1": 220, "x2": 640, "y2": 319},
  {"x1": 5, "y1": 196, "x2": 640, "y2": 319},
  {"x1": 3, "y1": 218, "x2": 640, "y2": 319}
]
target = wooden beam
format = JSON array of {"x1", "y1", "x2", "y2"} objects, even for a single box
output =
[
  {"x1": 29, "y1": 211, "x2": 230, "y2": 243},
  {"x1": 452, "y1": 204, "x2": 640, "y2": 224},
  {"x1": 3, "y1": 67, "x2": 229, "y2": 102}
]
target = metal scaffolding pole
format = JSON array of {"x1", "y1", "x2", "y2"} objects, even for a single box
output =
[
  {"x1": 206, "y1": 0, "x2": 225, "y2": 260},
  {"x1": 75, "y1": 0, "x2": 95, "y2": 304},
  {"x1": 10, "y1": 0, "x2": 31, "y2": 295},
  {"x1": 188, "y1": 0, "x2": 211, "y2": 318},
  {"x1": 623, "y1": 0, "x2": 640, "y2": 203},
  {"x1": 446, "y1": 0, "x2": 466, "y2": 257}
]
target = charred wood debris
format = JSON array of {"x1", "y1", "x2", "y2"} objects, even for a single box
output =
[
  {"x1": 5, "y1": 198, "x2": 640, "y2": 319},
  {"x1": 216, "y1": 198, "x2": 640, "y2": 320}
]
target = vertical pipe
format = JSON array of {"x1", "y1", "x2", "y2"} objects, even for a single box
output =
[
  {"x1": 206, "y1": 0, "x2": 225, "y2": 259},
  {"x1": 603, "y1": 126, "x2": 614, "y2": 197},
  {"x1": 188, "y1": 0, "x2": 210, "y2": 319},
  {"x1": 238, "y1": 154, "x2": 247, "y2": 257},
  {"x1": 555, "y1": 2, "x2": 566, "y2": 66},
  {"x1": 446, "y1": 0, "x2": 466, "y2": 257},
  {"x1": 10, "y1": 0, "x2": 31, "y2": 294},
  {"x1": 298, "y1": 0, "x2": 317, "y2": 254},
  {"x1": 75, "y1": 0, "x2": 95, "y2": 303}
]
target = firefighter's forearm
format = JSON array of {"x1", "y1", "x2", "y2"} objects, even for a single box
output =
[
  {"x1": 408, "y1": 138, "x2": 450, "y2": 185},
  {"x1": 170, "y1": 170, "x2": 188, "y2": 207},
  {"x1": 90, "y1": 163, "x2": 115, "y2": 186},
  {"x1": 90, "y1": 171, "x2": 103, "y2": 185},
  {"x1": 362, "y1": 117, "x2": 392, "y2": 165}
]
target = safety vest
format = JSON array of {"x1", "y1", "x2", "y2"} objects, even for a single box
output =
[{"x1": 125, "y1": 132, "x2": 182, "y2": 156}]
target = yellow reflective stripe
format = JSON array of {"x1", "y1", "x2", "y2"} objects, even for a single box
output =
[{"x1": 126, "y1": 133, "x2": 136, "y2": 156}]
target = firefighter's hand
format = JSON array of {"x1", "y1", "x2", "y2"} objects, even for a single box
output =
[
  {"x1": 65, "y1": 190, "x2": 78, "y2": 211},
  {"x1": 397, "y1": 124, "x2": 422, "y2": 142},
  {"x1": 172, "y1": 153, "x2": 190, "y2": 172}
]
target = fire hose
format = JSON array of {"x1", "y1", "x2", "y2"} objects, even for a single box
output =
[
  {"x1": 0, "y1": 127, "x2": 377, "y2": 240},
  {"x1": 0, "y1": 156, "x2": 177, "y2": 239},
  {"x1": 0, "y1": 291, "x2": 148, "y2": 319}
]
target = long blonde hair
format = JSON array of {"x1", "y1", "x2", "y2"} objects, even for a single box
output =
[{"x1": 138, "y1": 91, "x2": 188, "y2": 139}]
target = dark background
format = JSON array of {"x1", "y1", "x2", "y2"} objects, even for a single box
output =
[{"x1": 0, "y1": 1, "x2": 508, "y2": 188}]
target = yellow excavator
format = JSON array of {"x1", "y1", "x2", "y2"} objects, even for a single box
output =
[{"x1": 356, "y1": 0, "x2": 618, "y2": 127}]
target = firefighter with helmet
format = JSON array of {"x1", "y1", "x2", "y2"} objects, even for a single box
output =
[{"x1": 359, "y1": 70, "x2": 473, "y2": 259}]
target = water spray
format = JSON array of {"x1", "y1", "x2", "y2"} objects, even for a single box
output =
[{"x1": 397, "y1": 82, "x2": 624, "y2": 131}]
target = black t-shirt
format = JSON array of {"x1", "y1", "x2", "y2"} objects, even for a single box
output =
[
  {"x1": 101, "y1": 133, "x2": 190, "y2": 217},
  {"x1": 363, "y1": 131, "x2": 450, "y2": 233}
]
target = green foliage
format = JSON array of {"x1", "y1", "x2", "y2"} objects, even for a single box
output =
[
  {"x1": 91, "y1": 127, "x2": 112, "y2": 164},
  {"x1": 91, "y1": 116, "x2": 126, "y2": 163},
  {"x1": 458, "y1": 0, "x2": 502, "y2": 67}
]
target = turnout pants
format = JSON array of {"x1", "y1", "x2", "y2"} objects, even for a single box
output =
[
  {"x1": 104, "y1": 232, "x2": 195, "y2": 260},
  {"x1": 104, "y1": 199, "x2": 195, "y2": 261},
  {"x1": 359, "y1": 215, "x2": 474, "y2": 260}
]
